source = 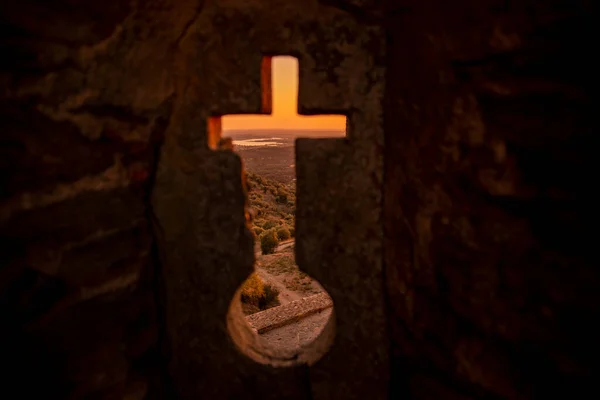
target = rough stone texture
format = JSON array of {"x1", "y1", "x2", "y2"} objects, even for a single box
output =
[
  {"x1": 259, "y1": 307, "x2": 334, "y2": 357},
  {"x1": 382, "y1": 0, "x2": 600, "y2": 399},
  {"x1": 151, "y1": 0, "x2": 388, "y2": 398},
  {"x1": 1, "y1": 0, "x2": 599, "y2": 399},
  {"x1": 246, "y1": 292, "x2": 333, "y2": 334},
  {"x1": 1, "y1": 0, "x2": 193, "y2": 398}
]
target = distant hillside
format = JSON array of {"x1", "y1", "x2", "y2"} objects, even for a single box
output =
[
  {"x1": 229, "y1": 130, "x2": 345, "y2": 183},
  {"x1": 246, "y1": 172, "x2": 295, "y2": 238},
  {"x1": 239, "y1": 144, "x2": 295, "y2": 183}
]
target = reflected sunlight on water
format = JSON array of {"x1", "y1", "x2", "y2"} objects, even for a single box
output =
[{"x1": 232, "y1": 138, "x2": 284, "y2": 147}]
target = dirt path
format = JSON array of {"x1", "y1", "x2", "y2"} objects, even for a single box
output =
[
  {"x1": 254, "y1": 240, "x2": 323, "y2": 306},
  {"x1": 255, "y1": 268, "x2": 301, "y2": 304},
  {"x1": 259, "y1": 307, "x2": 332, "y2": 354}
]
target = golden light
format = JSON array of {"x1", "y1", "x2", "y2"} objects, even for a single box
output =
[{"x1": 222, "y1": 56, "x2": 346, "y2": 132}]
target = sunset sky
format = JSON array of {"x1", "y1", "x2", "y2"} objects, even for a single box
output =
[{"x1": 222, "y1": 56, "x2": 346, "y2": 132}]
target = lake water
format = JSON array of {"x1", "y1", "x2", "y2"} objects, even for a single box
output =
[{"x1": 232, "y1": 138, "x2": 285, "y2": 147}]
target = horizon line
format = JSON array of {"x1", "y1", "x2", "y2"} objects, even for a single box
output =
[{"x1": 223, "y1": 128, "x2": 345, "y2": 132}]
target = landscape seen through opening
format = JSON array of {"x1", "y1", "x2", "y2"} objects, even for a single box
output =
[{"x1": 222, "y1": 56, "x2": 345, "y2": 355}]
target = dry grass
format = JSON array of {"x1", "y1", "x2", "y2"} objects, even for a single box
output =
[
  {"x1": 283, "y1": 274, "x2": 315, "y2": 294},
  {"x1": 257, "y1": 247, "x2": 320, "y2": 296},
  {"x1": 257, "y1": 251, "x2": 296, "y2": 276}
]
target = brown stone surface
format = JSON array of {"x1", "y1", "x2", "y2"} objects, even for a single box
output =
[
  {"x1": 382, "y1": 0, "x2": 599, "y2": 399},
  {"x1": 1, "y1": 0, "x2": 598, "y2": 399},
  {"x1": 260, "y1": 307, "x2": 334, "y2": 357},
  {"x1": 1, "y1": 0, "x2": 182, "y2": 398},
  {"x1": 151, "y1": 0, "x2": 388, "y2": 399}
]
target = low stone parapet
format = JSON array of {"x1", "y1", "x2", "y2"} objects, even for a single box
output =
[{"x1": 246, "y1": 292, "x2": 333, "y2": 334}]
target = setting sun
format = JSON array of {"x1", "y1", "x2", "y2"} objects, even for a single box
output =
[{"x1": 222, "y1": 56, "x2": 346, "y2": 132}]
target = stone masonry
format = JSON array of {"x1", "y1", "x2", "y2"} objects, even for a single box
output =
[{"x1": 1, "y1": 0, "x2": 598, "y2": 399}]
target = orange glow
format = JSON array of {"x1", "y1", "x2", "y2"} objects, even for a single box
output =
[{"x1": 222, "y1": 56, "x2": 346, "y2": 132}]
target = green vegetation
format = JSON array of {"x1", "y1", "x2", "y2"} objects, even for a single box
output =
[
  {"x1": 247, "y1": 172, "x2": 295, "y2": 249},
  {"x1": 262, "y1": 220, "x2": 278, "y2": 230},
  {"x1": 240, "y1": 272, "x2": 280, "y2": 315},
  {"x1": 240, "y1": 172, "x2": 323, "y2": 314},
  {"x1": 260, "y1": 229, "x2": 279, "y2": 255},
  {"x1": 276, "y1": 226, "x2": 291, "y2": 241}
]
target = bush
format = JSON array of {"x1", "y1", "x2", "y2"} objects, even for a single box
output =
[
  {"x1": 289, "y1": 227, "x2": 295, "y2": 237},
  {"x1": 240, "y1": 273, "x2": 280, "y2": 313},
  {"x1": 275, "y1": 190, "x2": 288, "y2": 204},
  {"x1": 262, "y1": 220, "x2": 278, "y2": 230},
  {"x1": 240, "y1": 273, "x2": 264, "y2": 306},
  {"x1": 260, "y1": 229, "x2": 279, "y2": 254},
  {"x1": 263, "y1": 284, "x2": 280, "y2": 308},
  {"x1": 253, "y1": 227, "x2": 264, "y2": 237},
  {"x1": 277, "y1": 226, "x2": 291, "y2": 241}
]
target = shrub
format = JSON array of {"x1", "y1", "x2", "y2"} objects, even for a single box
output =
[
  {"x1": 262, "y1": 220, "x2": 278, "y2": 230},
  {"x1": 240, "y1": 273, "x2": 280, "y2": 313},
  {"x1": 277, "y1": 226, "x2": 291, "y2": 241},
  {"x1": 260, "y1": 229, "x2": 279, "y2": 254},
  {"x1": 263, "y1": 283, "x2": 280, "y2": 308},
  {"x1": 240, "y1": 273, "x2": 264, "y2": 306},
  {"x1": 249, "y1": 192, "x2": 263, "y2": 201},
  {"x1": 289, "y1": 227, "x2": 295, "y2": 237},
  {"x1": 275, "y1": 190, "x2": 288, "y2": 204},
  {"x1": 253, "y1": 226, "x2": 264, "y2": 237}
]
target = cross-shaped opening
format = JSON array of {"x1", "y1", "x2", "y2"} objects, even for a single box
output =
[{"x1": 220, "y1": 56, "x2": 345, "y2": 366}]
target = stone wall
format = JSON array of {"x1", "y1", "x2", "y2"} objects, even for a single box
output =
[
  {"x1": 382, "y1": 0, "x2": 599, "y2": 398},
  {"x1": 0, "y1": 0, "x2": 199, "y2": 397},
  {"x1": 1, "y1": 0, "x2": 598, "y2": 399},
  {"x1": 150, "y1": 1, "x2": 388, "y2": 398}
]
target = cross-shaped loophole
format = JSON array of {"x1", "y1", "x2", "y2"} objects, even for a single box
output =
[{"x1": 222, "y1": 56, "x2": 345, "y2": 366}]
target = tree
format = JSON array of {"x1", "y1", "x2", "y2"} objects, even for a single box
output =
[
  {"x1": 260, "y1": 229, "x2": 279, "y2": 254},
  {"x1": 277, "y1": 226, "x2": 291, "y2": 241}
]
